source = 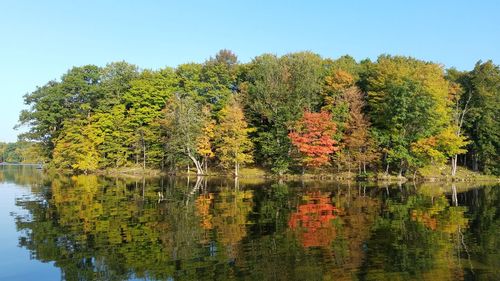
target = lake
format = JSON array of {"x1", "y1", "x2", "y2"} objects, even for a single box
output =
[{"x1": 0, "y1": 165, "x2": 498, "y2": 281}]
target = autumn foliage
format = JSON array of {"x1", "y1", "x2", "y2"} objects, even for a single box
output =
[
  {"x1": 288, "y1": 192, "x2": 340, "y2": 247},
  {"x1": 289, "y1": 111, "x2": 339, "y2": 167}
]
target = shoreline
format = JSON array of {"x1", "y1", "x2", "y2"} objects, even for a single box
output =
[
  {"x1": 89, "y1": 166, "x2": 500, "y2": 183},
  {"x1": 10, "y1": 163, "x2": 493, "y2": 183}
]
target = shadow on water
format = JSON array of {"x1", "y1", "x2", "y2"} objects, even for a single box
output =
[{"x1": 2, "y1": 166, "x2": 499, "y2": 281}]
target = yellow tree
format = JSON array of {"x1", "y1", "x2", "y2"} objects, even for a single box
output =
[
  {"x1": 196, "y1": 107, "x2": 216, "y2": 173},
  {"x1": 411, "y1": 126, "x2": 469, "y2": 169},
  {"x1": 321, "y1": 70, "x2": 354, "y2": 135},
  {"x1": 215, "y1": 98, "x2": 254, "y2": 177},
  {"x1": 53, "y1": 119, "x2": 103, "y2": 174}
]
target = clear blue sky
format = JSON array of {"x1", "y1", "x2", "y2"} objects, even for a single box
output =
[{"x1": 1, "y1": 0, "x2": 499, "y2": 142}]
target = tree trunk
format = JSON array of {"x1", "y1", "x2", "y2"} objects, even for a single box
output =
[
  {"x1": 234, "y1": 161, "x2": 239, "y2": 177},
  {"x1": 234, "y1": 177, "x2": 239, "y2": 190},
  {"x1": 451, "y1": 90, "x2": 471, "y2": 176},
  {"x1": 451, "y1": 155, "x2": 458, "y2": 176},
  {"x1": 187, "y1": 148, "x2": 204, "y2": 175},
  {"x1": 472, "y1": 153, "x2": 479, "y2": 171},
  {"x1": 204, "y1": 156, "x2": 208, "y2": 175},
  {"x1": 141, "y1": 131, "x2": 146, "y2": 170}
]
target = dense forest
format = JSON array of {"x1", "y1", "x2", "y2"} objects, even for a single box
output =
[{"x1": 16, "y1": 50, "x2": 500, "y2": 176}]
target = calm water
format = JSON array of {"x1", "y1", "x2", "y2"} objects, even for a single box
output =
[{"x1": 0, "y1": 166, "x2": 499, "y2": 281}]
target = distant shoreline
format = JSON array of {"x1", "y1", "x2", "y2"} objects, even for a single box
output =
[{"x1": 0, "y1": 162, "x2": 42, "y2": 166}]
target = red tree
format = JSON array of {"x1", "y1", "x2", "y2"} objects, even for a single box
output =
[{"x1": 289, "y1": 110, "x2": 339, "y2": 167}]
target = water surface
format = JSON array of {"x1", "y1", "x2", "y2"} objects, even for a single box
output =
[{"x1": 1, "y1": 166, "x2": 499, "y2": 280}]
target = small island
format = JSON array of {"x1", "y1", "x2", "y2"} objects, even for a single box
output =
[
  {"x1": 8, "y1": 51, "x2": 498, "y2": 182},
  {"x1": 1, "y1": 2, "x2": 499, "y2": 280}
]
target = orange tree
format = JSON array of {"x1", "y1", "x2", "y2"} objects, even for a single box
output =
[{"x1": 289, "y1": 110, "x2": 339, "y2": 168}]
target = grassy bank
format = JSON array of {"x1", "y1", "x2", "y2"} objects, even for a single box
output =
[
  {"x1": 417, "y1": 165, "x2": 499, "y2": 182},
  {"x1": 92, "y1": 165, "x2": 499, "y2": 183}
]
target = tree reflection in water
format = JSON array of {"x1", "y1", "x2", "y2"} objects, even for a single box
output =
[
  {"x1": 6, "y1": 168, "x2": 498, "y2": 281},
  {"x1": 288, "y1": 192, "x2": 340, "y2": 248}
]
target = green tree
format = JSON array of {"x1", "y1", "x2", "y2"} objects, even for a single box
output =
[
  {"x1": 200, "y1": 49, "x2": 239, "y2": 114},
  {"x1": 362, "y1": 56, "x2": 452, "y2": 176},
  {"x1": 17, "y1": 65, "x2": 102, "y2": 157},
  {"x1": 162, "y1": 93, "x2": 207, "y2": 175},
  {"x1": 0, "y1": 142, "x2": 40, "y2": 162},
  {"x1": 99, "y1": 61, "x2": 139, "y2": 109},
  {"x1": 244, "y1": 52, "x2": 325, "y2": 174},
  {"x1": 461, "y1": 61, "x2": 500, "y2": 174},
  {"x1": 124, "y1": 68, "x2": 178, "y2": 168}
]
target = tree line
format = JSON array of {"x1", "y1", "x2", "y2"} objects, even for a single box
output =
[
  {"x1": 0, "y1": 141, "x2": 44, "y2": 163},
  {"x1": 17, "y1": 50, "x2": 500, "y2": 176}
]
